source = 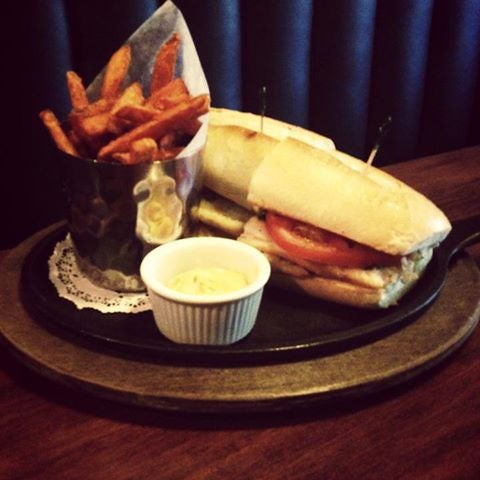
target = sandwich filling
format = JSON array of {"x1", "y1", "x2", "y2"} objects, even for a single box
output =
[
  {"x1": 239, "y1": 216, "x2": 432, "y2": 294},
  {"x1": 191, "y1": 190, "x2": 434, "y2": 306},
  {"x1": 263, "y1": 211, "x2": 401, "y2": 268}
]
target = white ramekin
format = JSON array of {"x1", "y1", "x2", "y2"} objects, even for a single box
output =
[{"x1": 140, "y1": 237, "x2": 271, "y2": 345}]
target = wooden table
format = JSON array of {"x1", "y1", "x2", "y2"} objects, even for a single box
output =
[{"x1": 1, "y1": 146, "x2": 480, "y2": 480}]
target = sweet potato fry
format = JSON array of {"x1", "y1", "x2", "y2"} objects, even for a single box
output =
[
  {"x1": 110, "y1": 82, "x2": 144, "y2": 115},
  {"x1": 40, "y1": 33, "x2": 209, "y2": 164},
  {"x1": 106, "y1": 116, "x2": 130, "y2": 136},
  {"x1": 154, "y1": 93, "x2": 190, "y2": 110},
  {"x1": 114, "y1": 104, "x2": 159, "y2": 125},
  {"x1": 158, "y1": 131, "x2": 177, "y2": 148},
  {"x1": 107, "y1": 82, "x2": 145, "y2": 134},
  {"x1": 70, "y1": 111, "x2": 110, "y2": 139},
  {"x1": 98, "y1": 94, "x2": 210, "y2": 160},
  {"x1": 129, "y1": 138, "x2": 158, "y2": 164},
  {"x1": 150, "y1": 34, "x2": 180, "y2": 93},
  {"x1": 101, "y1": 44, "x2": 132, "y2": 99},
  {"x1": 39, "y1": 109, "x2": 79, "y2": 157},
  {"x1": 67, "y1": 128, "x2": 89, "y2": 158},
  {"x1": 76, "y1": 98, "x2": 113, "y2": 117},
  {"x1": 69, "y1": 110, "x2": 113, "y2": 156},
  {"x1": 66, "y1": 71, "x2": 89, "y2": 111},
  {"x1": 114, "y1": 102, "x2": 198, "y2": 133},
  {"x1": 147, "y1": 78, "x2": 189, "y2": 109},
  {"x1": 111, "y1": 152, "x2": 132, "y2": 164}
]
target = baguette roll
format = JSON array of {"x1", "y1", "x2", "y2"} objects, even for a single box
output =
[
  {"x1": 248, "y1": 138, "x2": 451, "y2": 255},
  {"x1": 209, "y1": 107, "x2": 335, "y2": 151},
  {"x1": 198, "y1": 108, "x2": 452, "y2": 308},
  {"x1": 203, "y1": 108, "x2": 336, "y2": 209},
  {"x1": 202, "y1": 125, "x2": 277, "y2": 209}
]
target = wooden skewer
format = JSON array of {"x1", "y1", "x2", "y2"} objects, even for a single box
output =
[
  {"x1": 259, "y1": 86, "x2": 267, "y2": 134},
  {"x1": 364, "y1": 115, "x2": 392, "y2": 171}
]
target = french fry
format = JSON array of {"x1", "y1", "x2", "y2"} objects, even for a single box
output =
[
  {"x1": 111, "y1": 152, "x2": 132, "y2": 164},
  {"x1": 69, "y1": 111, "x2": 113, "y2": 156},
  {"x1": 70, "y1": 111, "x2": 111, "y2": 139},
  {"x1": 100, "y1": 44, "x2": 132, "y2": 99},
  {"x1": 66, "y1": 71, "x2": 89, "y2": 111},
  {"x1": 114, "y1": 104, "x2": 159, "y2": 125},
  {"x1": 66, "y1": 98, "x2": 115, "y2": 154},
  {"x1": 129, "y1": 138, "x2": 158, "y2": 164},
  {"x1": 40, "y1": 33, "x2": 209, "y2": 163},
  {"x1": 98, "y1": 94, "x2": 210, "y2": 160},
  {"x1": 158, "y1": 131, "x2": 177, "y2": 148},
  {"x1": 106, "y1": 116, "x2": 130, "y2": 136},
  {"x1": 108, "y1": 82, "x2": 145, "y2": 134},
  {"x1": 147, "y1": 77, "x2": 189, "y2": 109},
  {"x1": 82, "y1": 98, "x2": 114, "y2": 116},
  {"x1": 154, "y1": 93, "x2": 190, "y2": 110},
  {"x1": 67, "y1": 128, "x2": 90, "y2": 158},
  {"x1": 150, "y1": 33, "x2": 180, "y2": 93},
  {"x1": 110, "y1": 82, "x2": 144, "y2": 116},
  {"x1": 113, "y1": 101, "x2": 200, "y2": 134},
  {"x1": 39, "y1": 109, "x2": 80, "y2": 156}
]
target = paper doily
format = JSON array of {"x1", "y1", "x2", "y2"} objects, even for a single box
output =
[{"x1": 48, "y1": 235, "x2": 151, "y2": 314}]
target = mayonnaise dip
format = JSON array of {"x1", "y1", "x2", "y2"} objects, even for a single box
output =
[{"x1": 167, "y1": 267, "x2": 249, "y2": 295}]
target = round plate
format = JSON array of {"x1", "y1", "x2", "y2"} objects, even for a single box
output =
[
  {"x1": 1, "y1": 224, "x2": 479, "y2": 413},
  {"x1": 21, "y1": 225, "x2": 446, "y2": 363}
]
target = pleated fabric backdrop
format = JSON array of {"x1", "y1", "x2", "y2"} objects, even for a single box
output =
[{"x1": 3, "y1": 0, "x2": 480, "y2": 247}]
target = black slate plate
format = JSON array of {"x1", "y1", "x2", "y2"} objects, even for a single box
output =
[{"x1": 20, "y1": 216, "x2": 480, "y2": 364}]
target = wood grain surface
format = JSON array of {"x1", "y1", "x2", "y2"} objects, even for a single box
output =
[
  {"x1": 1, "y1": 225, "x2": 479, "y2": 413},
  {"x1": 1, "y1": 146, "x2": 480, "y2": 480}
]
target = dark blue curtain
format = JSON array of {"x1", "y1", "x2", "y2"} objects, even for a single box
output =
[{"x1": 3, "y1": 0, "x2": 480, "y2": 247}]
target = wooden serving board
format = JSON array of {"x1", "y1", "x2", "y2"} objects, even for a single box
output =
[{"x1": 1, "y1": 224, "x2": 479, "y2": 413}]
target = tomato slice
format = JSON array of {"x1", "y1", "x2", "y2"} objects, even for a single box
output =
[{"x1": 265, "y1": 212, "x2": 400, "y2": 268}]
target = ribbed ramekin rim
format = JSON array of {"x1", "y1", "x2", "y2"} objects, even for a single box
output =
[{"x1": 140, "y1": 237, "x2": 271, "y2": 305}]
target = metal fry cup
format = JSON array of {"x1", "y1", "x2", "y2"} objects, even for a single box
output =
[
  {"x1": 59, "y1": 149, "x2": 203, "y2": 292},
  {"x1": 51, "y1": 2, "x2": 210, "y2": 292}
]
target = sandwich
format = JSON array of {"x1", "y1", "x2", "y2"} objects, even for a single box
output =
[
  {"x1": 191, "y1": 107, "x2": 335, "y2": 236},
  {"x1": 192, "y1": 108, "x2": 452, "y2": 308}
]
